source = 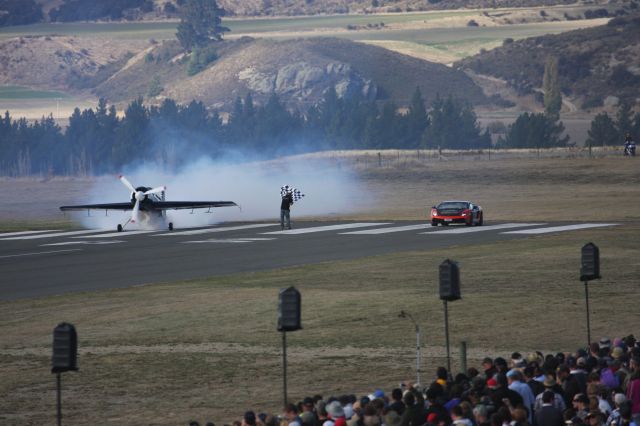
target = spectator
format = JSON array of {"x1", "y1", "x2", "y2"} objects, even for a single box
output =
[
  {"x1": 586, "y1": 410, "x2": 604, "y2": 426},
  {"x1": 284, "y1": 404, "x2": 302, "y2": 426},
  {"x1": 626, "y1": 357, "x2": 640, "y2": 426},
  {"x1": 534, "y1": 376, "x2": 566, "y2": 413},
  {"x1": 483, "y1": 358, "x2": 497, "y2": 380},
  {"x1": 523, "y1": 366, "x2": 545, "y2": 397},
  {"x1": 451, "y1": 405, "x2": 473, "y2": 426},
  {"x1": 243, "y1": 411, "x2": 257, "y2": 426},
  {"x1": 399, "y1": 391, "x2": 423, "y2": 426},
  {"x1": 607, "y1": 394, "x2": 628, "y2": 426},
  {"x1": 389, "y1": 388, "x2": 405, "y2": 416},
  {"x1": 300, "y1": 397, "x2": 318, "y2": 426},
  {"x1": 473, "y1": 404, "x2": 490, "y2": 426},
  {"x1": 558, "y1": 364, "x2": 582, "y2": 407},
  {"x1": 507, "y1": 369, "x2": 535, "y2": 423},
  {"x1": 573, "y1": 394, "x2": 591, "y2": 421},
  {"x1": 571, "y1": 357, "x2": 589, "y2": 395},
  {"x1": 534, "y1": 391, "x2": 564, "y2": 426}
]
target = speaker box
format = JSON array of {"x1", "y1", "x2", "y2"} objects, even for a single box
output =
[
  {"x1": 439, "y1": 259, "x2": 461, "y2": 301},
  {"x1": 52, "y1": 322, "x2": 78, "y2": 373},
  {"x1": 278, "y1": 287, "x2": 301, "y2": 332},
  {"x1": 581, "y1": 242, "x2": 601, "y2": 281}
]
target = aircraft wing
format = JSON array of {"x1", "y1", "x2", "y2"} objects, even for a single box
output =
[
  {"x1": 152, "y1": 201, "x2": 238, "y2": 210},
  {"x1": 60, "y1": 203, "x2": 133, "y2": 211}
]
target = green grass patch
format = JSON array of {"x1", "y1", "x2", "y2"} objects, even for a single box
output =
[
  {"x1": 0, "y1": 223, "x2": 637, "y2": 425},
  {"x1": 0, "y1": 85, "x2": 69, "y2": 100}
]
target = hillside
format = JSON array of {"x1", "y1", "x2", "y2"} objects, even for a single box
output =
[
  {"x1": 455, "y1": 13, "x2": 640, "y2": 111},
  {"x1": 31, "y1": 0, "x2": 607, "y2": 19},
  {"x1": 94, "y1": 37, "x2": 487, "y2": 111},
  {"x1": 0, "y1": 35, "x2": 148, "y2": 91}
]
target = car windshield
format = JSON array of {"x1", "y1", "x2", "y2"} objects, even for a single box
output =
[{"x1": 438, "y1": 202, "x2": 469, "y2": 210}]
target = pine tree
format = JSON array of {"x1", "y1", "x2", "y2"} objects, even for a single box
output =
[
  {"x1": 543, "y1": 56, "x2": 562, "y2": 119},
  {"x1": 586, "y1": 113, "x2": 618, "y2": 147},
  {"x1": 616, "y1": 102, "x2": 633, "y2": 143},
  {"x1": 176, "y1": 0, "x2": 229, "y2": 51}
]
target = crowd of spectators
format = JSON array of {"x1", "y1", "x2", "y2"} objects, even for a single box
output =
[{"x1": 189, "y1": 335, "x2": 640, "y2": 426}]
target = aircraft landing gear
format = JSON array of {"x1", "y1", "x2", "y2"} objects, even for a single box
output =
[
  {"x1": 168, "y1": 222, "x2": 173, "y2": 231},
  {"x1": 117, "y1": 218, "x2": 131, "y2": 232}
]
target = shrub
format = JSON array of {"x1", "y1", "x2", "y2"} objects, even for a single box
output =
[
  {"x1": 186, "y1": 44, "x2": 217, "y2": 76},
  {"x1": 582, "y1": 96, "x2": 603, "y2": 110}
]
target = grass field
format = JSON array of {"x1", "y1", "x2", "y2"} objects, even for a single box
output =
[{"x1": 0, "y1": 153, "x2": 639, "y2": 425}]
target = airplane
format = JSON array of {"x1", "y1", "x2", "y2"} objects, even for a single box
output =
[{"x1": 60, "y1": 175, "x2": 238, "y2": 232}]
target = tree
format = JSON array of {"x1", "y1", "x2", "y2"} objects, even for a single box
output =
[
  {"x1": 498, "y1": 112, "x2": 569, "y2": 149},
  {"x1": 423, "y1": 95, "x2": 490, "y2": 150},
  {"x1": 616, "y1": 102, "x2": 633, "y2": 142},
  {"x1": 586, "y1": 113, "x2": 618, "y2": 147},
  {"x1": 176, "y1": 0, "x2": 229, "y2": 51},
  {"x1": 404, "y1": 87, "x2": 429, "y2": 148},
  {"x1": 147, "y1": 74, "x2": 163, "y2": 97},
  {"x1": 543, "y1": 56, "x2": 562, "y2": 119},
  {"x1": 0, "y1": 0, "x2": 43, "y2": 26}
]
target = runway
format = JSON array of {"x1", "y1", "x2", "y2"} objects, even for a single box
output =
[{"x1": 0, "y1": 221, "x2": 617, "y2": 300}]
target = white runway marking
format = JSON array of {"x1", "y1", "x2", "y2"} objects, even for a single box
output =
[
  {"x1": 263, "y1": 223, "x2": 392, "y2": 235},
  {"x1": 43, "y1": 241, "x2": 124, "y2": 246},
  {"x1": 71, "y1": 230, "x2": 157, "y2": 238},
  {"x1": 182, "y1": 237, "x2": 276, "y2": 244},
  {"x1": 0, "y1": 249, "x2": 82, "y2": 259},
  {"x1": 502, "y1": 223, "x2": 618, "y2": 234},
  {"x1": 421, "y1": 223, "x2": 545, "y2": 234},
  {"x1": 340, "y1": 224, "x2": 434, "y2": 235},
  {"x1": 0, "y1": 229, "x2": 110, "y2": 240},
  {"x1": 155, "y1": 223, "x2": 278, "y2": 236},
  {"x1": 0, "y1": 230, "x2": 59, "y2": 237}
]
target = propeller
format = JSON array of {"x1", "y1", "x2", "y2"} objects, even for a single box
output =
[{"x1": 118, "y1": 175, "x2": 166, "y2": 224}]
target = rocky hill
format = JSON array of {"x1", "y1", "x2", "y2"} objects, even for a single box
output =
[
  {"x1": 5, "y1": 35, "x2": 480, "y2": 112},
  {"x1": 455, "y1": 13, "x2": 640, "y2": 111},
  {"x1": 108, "y1": 37, "x2": 486, "y2": 111}
]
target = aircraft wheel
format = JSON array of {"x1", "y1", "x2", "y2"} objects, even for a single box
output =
[
  {"x1": 168, "y1": 222, "x2": 174, "y2": 231},
  {"x1": 117, "y1": 224, "x2": 123, "y2": 232}
]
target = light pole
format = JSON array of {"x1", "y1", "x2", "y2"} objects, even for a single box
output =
[{"x1": 399, "y1": 310, "x2": 421, "y2": 386}]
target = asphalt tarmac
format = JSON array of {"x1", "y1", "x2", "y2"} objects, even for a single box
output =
[{"x1": 0, "y1": 221, "x2": 617, "y2": 300}]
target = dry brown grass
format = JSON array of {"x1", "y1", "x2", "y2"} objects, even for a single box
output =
[{"x1": 0, "y1": 153, "x2": 638, "y2": 425}]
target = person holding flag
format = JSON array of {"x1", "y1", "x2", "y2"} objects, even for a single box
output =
[{"x1": 280, "y1": 185, "x2": 304, "y2": 230}]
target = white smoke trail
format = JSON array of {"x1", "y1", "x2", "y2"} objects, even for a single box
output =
[{"x1": 74, "y1": 155, "x2": 373, "y2": 230}]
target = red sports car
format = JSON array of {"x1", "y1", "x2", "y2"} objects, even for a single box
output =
[{"x1": 430, "y1": 200, "x2": 483, "y2": 226}]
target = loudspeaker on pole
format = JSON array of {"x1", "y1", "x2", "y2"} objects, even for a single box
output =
[
  {"x1": 580, "y1": 242, "x2": 601, "y2": 281},
  {"x1": 439, "y1": 259, "x2": 461, "y2": 301},
  {"x1": 51, "y1": 322, "x2": 78, "y2": 373},
  {"x1": 278, "y1": 287, "x2": 302, "y2": 332}
]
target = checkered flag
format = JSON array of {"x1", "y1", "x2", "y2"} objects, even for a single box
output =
[{"x1": 281, "y1": 185, "x2": 305, "y2": 203}]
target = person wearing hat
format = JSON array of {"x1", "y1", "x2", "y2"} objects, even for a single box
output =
[
  {"x1": 586, "y1": 410, "x2": 605, "y2": 426},
  {"x1": 572, "y1": 393, "x2": 591, "y2": 421},
  {"x1": 300, "y1": 397, "x2": 318, "y2": 426},
  {"x1": 535, "y1": 391, "x2": 565, "y2": 426},
  {"x1": 534, "y1": 375, "x2": 567, "y2": 413}
]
